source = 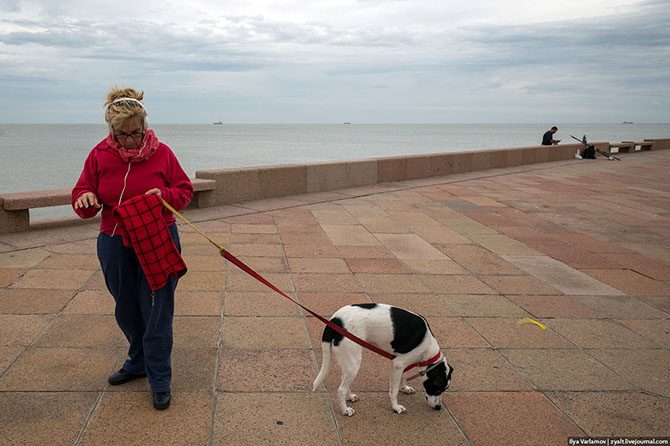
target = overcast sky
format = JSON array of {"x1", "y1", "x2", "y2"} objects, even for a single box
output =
[{"x1": 1, "y1": 0, "x2": 668, "y2": 123}]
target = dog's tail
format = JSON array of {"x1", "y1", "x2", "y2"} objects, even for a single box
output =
[{"x1": 312, "y1": 341, "x2": 332, "y2": 391}]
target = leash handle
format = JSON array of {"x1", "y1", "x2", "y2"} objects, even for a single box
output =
[{"x1": 160, "y1": 199, "x2": 396, "y2": 361}]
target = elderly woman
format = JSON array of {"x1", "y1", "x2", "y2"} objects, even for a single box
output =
[{"x1": 71, "y1": 87, "x2": 193, "y2": 410}]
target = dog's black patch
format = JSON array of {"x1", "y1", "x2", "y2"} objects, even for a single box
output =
[
  {"x1": 389, "y1": 307, "x2": 427, "y2": 354},
  {"x1": 423, "y1": 362, "x2": 452, "y2": 396},
  {"x1": 322, "y1": 317, "x2": 345, "y2": 346},
  {"x1": 351, "y1": 303, "x2": 378, "y2": 310}
]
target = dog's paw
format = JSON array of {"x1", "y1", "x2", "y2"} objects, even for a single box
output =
[
  {"x1": 347, "y1": 393, "x2": 359, "y2": 402},
  {"x1": 400, "y1": 385, "x2": 416, "y2": 394},
  {"x1": 392, "y1": 404, "x2": 407, "y2": 414},
  {"x1": 343, "y1": 407, "x2": 355, "y2": 417}
]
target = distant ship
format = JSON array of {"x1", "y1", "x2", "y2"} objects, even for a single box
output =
[
  {"x1": 213, "y1": 121, "x2": 223, "y2": 125},
  {"x1": 343, "y1": 122, "x2": 352, "y2": 125},
  {"x1": 622, "y1": 121, "x2": 633, "y2": 124}
]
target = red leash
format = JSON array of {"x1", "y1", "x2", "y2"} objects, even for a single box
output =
[
  {"x1": 221, "y1": 249, "x2": 396, "y2": 360},
  {"x1": 161, "y1": 199, "x2": 437, "y2": 368}
]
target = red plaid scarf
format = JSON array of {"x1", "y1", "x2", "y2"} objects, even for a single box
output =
[{"x1": 113, "y1": 194, "x2": 187, "y2": 291}]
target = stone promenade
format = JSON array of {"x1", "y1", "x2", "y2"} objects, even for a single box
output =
[{"x1": 1, "y1": 151, "x2": 669, "y2": 445}]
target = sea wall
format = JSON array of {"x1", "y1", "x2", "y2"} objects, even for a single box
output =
[
  {"x1": 193, "y1": 142, "x2": 595, "y2": 207},
  {"x1": 1, "y1": 139, "x2": 669, "y2": 233}
]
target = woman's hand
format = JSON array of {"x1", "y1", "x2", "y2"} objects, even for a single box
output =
[
  {"x1": 74, "y1": 192, "x2": 101, "y2": 209},
  {"x1": 145, "y1": 188, "x2": 162, "y2": 197}
]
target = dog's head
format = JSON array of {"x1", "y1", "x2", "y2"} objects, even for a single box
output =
[{"x1": 421, "y1": 358, "x2": 454, "y2": 411}]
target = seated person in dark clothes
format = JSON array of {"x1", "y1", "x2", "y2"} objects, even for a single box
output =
[{"x1": 542, "y1": 126, "x2": 561, "y2": 145}]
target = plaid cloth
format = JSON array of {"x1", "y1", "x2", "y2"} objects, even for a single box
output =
[{"x1": 113, "y1": 194, "x2": 187, "y2": 291}]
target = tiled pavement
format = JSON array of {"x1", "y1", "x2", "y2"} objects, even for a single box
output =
[{"x1": 1, "y1": 151, "x2": 669, "y2": 445}]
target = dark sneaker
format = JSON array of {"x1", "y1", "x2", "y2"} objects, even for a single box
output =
[
  {"x1": 153, "y1": 391, "x2": 171, "y2": 410},
  {"x1": 107, "y1": 369, "x2": 147, "y2": 386}
]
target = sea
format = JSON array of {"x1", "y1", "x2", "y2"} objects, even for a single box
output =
[{"x1": 1, "y1": 123, "x2": 668, "y2": 219}]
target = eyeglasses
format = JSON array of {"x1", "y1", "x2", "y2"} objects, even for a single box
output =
[{"x1": 114, "y1": 130, "x2": 145, "y2": 141}]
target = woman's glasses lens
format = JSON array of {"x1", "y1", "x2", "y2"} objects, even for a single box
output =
[{"x1": 115, "y1": 131, "x2": 144, "y2": 140}]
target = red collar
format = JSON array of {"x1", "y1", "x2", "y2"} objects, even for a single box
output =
[{"x1": 403, "y1": 352, "x2": 442, "y2": 373}]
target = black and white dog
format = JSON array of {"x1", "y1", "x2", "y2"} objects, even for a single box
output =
[{"x1": 312, "y1": 303, "x2": 454, "y2": 416}]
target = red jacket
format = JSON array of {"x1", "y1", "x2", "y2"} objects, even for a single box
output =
[{"x1": 71, "y1": 137, "x2": 193, "y2": 236}]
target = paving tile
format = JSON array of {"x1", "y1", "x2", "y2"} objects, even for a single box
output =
[
  {"x1": 37, "y1": 253, "x2": 100, "y2": 270},
  {"x1": 548, "y1": 319, "x2": 660, "y2": 349},
  {"x1": 283, "y1": 243, "x2": 340, "y2": 258},
  {"x1": 336, "y1": 245, "x2": 395, "y2": 258},
  {"x1": 0, "y1": 267, "x2": 26, "y2": 287},
  {"x1": 637, "y1": 295, "x2": 670, "y2": 313},
  {"x1": 546, "y1": 391, "x2": 670, "y2": 437},
  {"x1": 35, "y1": 314, "x2": 125, "y2": 348},
  {"x1": 506, "y1": 295, "x2": 601, "y2": 318},
  {"x1": 355, "y1": 273, "x2": 431, "y2": 293},
  {"x1": 333, "y1": 392, "x2": 468, "y2": 445},
  {"x1": 617, "y1": 319, "x2": 670, "y2": 347},
  {"x1": 234, "y1": 255, "x2": 288, "y2": 273},
  {"x1": 179, "y1": 270, "x2": 227, "y2": 291},
  {"x1": 61, "y1": 289, "x2": 113, "y2": 314},
  {"x1": 374, "y1": 233, "x2": 448, "y2": 259},
  {"x1": 82, "y1": 270, "x2": 106, "y2": 290},
  {"x1": 465, "y1": 318, "x2": 575, "y2": 348},
  {"x1": 0, "y1": 347, "x2": 121, "y2": 391},
  {"x1": 479, "y1": 274, "x2": 562, "y2": 295},
  {"x1": 231, "y1": 223, "x2": 277, "y2": 234},
  {"x1": 173, "y1": 316, "x2": 220, "y2": 349},
  {"x1": 226, "y1": 270, "x2": 292, "y2": 293},
  {"x1": 279, "y1": 233, "x2": 333, "y2": 245},
  {"x1": 369, "y1": 293, "x2": 456, "y2": 317},
  {"x1": 174, "y1": 290, "x2": 222, "y2": 316},
  {"x1": 429, "y1": 317, "x2": 491, "y2": 348},
  {"x1": 227, "y1": 243, "x2": 285, "y2": 257},
  {"x1": 225, "y1": 290, "x2": 300, "y2": 316},
  {"x1": 344, "y1": 258, "x2": 409, "y2": 273},
  {"x1": 500, "y1": 349, "x2": 632, "y2": 391},
  {"x1": 229, "y1": 232, "x2": 280, "y2": 244},
  {"x1": 599, "y1": 252, "x2": 670, "y2": 280},
  {"x1": 182, "y1": 254, "x2": 227, "y2": 271},
  {"x1": 0, "y1": 248, "x2": 50, "y2": 268},
  {"x1": 589, "y1": 349, "x2": 670, "y2": 397},
  {"x1": 0, "y1": 346, "x2": 22, "y2": 375},
  {"x1": 576, "y1": 295, "x2": 668, "y2": 319},
  {"x1": 466, "y1": 234, "x2": 542, "y2": 255},
  {"x1": 412, "y1": 225, "x2": 474, "y2": 244},
  {"x1": 80, "y1": 392, "x2": 212, "y2": 445},
  {"x1": 356, "y1": 216, "x2": 411, "y2": 233},
  {"x1": 548, "y1": 234, "x2": 628, "y2": 253},
  {"x1": 436, "y1": 244, "x2": 526, "y2": 275},
  {"x1": 293, "y1": 273, "x2": 362, "y2": 292},
  {"x1": 46, "y1": 239, "x2": 97, "y2": 254},
  {"x1": 222, "y1": 316, "x2": 308, "y2": 349},
  {"x1": 311, "y1": 209, "x2": 359, "y2": 225},
  {"x1": 0, "y1": 288, "x2": 75, "y2": 314},
  {"x1": 503, "y1": 255, "x2": 624, "y2": 295},
  {"x1": 11, "y1": 268, "x2": 95, "y2": 290},
  {"x1": 297, "y1": 292, "x2": 370, "y2": 317},
  {"x1": 213, "y1": 393, "x2": 339, "y2": 446},
  {"x1": 218, "y1": 348, "x2": 316, "y2": 391},
  {"x1": 419, "y1": 275, "x2": 497, "y2": 294},
  {"x1": 439, "y1": 295, "x2": 530, "y2": 317},
  {"x1": 445, "y1": 391, "x2": 582, "y2": 445},
  {"x1": 580, "y1": 268, "x2": 670, "y2": 295},
  {"x1": 0, "y1": 392, "x2": 98, "y2": 446},
  {"x1": 321, "y1": 224, "x2": 381, "y2": 246},
  {"x1": 288, "y1": 257, "x2": 350, "y2": 273},
  {"x1": 0, "y1": 314, "x2": 52, "y2": 347},
  {"x1": 443, "y1": 349, "x2": 534, "y2": 391},
  {"x1": 401, "y1": 258, "x2": 468, "y2": 275}
]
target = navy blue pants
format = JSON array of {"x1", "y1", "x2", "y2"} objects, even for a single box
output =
[{"x1": 97, "y1": 224, "x2": 180, "y2": 393}]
